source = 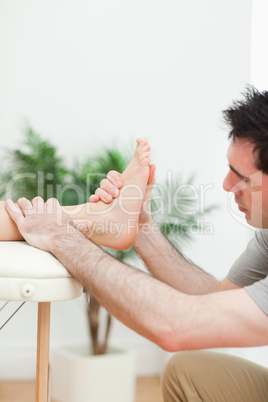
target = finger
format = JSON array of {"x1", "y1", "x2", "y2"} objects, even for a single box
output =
[
  {"x1": 95, "y1": 188, "x2": 113, "y2": 203},
  {"x1": 32, "y1": 196, "x2": 45, "y2": 214},
  {"x1": 106, "y1": 170, "x2": 123, "y2": 189},
  {"x1": 100, "y1": 178, "x2": 119, "y2": 198},
  {"x1": 73, "y1": 219, "x2": 93, "y2": 233},
  {"x1": 148, "y1": 164, "x2": 156, "y2": 185},
  {"x1": 5, "y1": 199, "x2": 24, "y2": 225},
  {"x1": 45, "y1": 197, "x2": 61, "y2": 215},
  {"x1": 45, "y1": 198, "x2": 66, "y2": 227},
  {"x1": 17, "y1": 197, "x2": 36, "y2": 216},
  {"x1": 89, "y1": 194, "x2": 100, "y2": 203}
]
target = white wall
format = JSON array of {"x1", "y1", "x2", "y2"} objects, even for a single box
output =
[
  {"x1": 251, "y1": 0, "x2": 268, "y2": 90},
  {"x1": 0, "y1": 0, "x2": 257, "y2": 379}
]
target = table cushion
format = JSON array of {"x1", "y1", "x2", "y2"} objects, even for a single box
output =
[{"x1": 0, "y1": 242, "x2": 83, "y2": 301}]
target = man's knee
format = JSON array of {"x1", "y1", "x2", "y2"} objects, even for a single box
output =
[
  {"x1": 161, "y1": 350, "x2": 268, "y2": 402},
  {"x1": 161, "y1": 351, "x2": 218, "y2": 401},
  {"x1": 161, "y1": 351, "x2": 201, "y2": 402}
]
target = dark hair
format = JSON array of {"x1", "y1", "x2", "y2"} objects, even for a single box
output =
[{"x1": 223, "y1": 85, "x2": 268, "y2": 173}]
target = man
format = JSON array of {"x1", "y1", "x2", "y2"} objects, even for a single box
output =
[{"x1": 6, "y1": 86, "x2": 268, "y2": 401}]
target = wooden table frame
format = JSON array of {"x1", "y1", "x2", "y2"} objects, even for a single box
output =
[{"x1": 35, "y1": 302, "x2": 51, "y2": 402}]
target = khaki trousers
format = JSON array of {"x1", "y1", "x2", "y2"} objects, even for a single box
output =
[{"x1": 161, "y1": 350, "x2": 268, "y2": 402}]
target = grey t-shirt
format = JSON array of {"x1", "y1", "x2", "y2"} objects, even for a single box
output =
[{"x1": 227, "y1": 229, "x2": 268, "y2": 315}]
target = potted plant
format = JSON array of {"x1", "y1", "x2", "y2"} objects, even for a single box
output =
[{"x1": 0, "y1": 127, "x2": 216, "y2": 401}]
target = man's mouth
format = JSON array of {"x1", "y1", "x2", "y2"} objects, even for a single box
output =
[
  {"x1": 235, "y1": 199, "x2": 248, "y2": 213},
  {"x1": 237, "y1": 204, "x2": 248, "y2": 213}
]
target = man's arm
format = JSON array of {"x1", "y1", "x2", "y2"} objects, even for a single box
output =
[
  {"x1": 50, "y1": 230, "x2": 268, "y2": 351},
  {"x1": 91, "y1": 167, "x2": 238, "y2": 294},
  {"x1": 5, "y1": 197, "x2": 268, "y2": 351},
  {"x1": 133, "y1": 221, "x2": 238, "y2": 294}
]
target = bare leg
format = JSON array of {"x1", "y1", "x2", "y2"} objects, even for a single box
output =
[
  {"x1": 0, "y1": 138, "x2": 150, "y2": 250},
  {"x1": 0, "y1": 201, "x2": 24, "y2": 240}
]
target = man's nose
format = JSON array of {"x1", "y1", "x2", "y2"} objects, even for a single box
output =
[{"x1": 223, "y1": 171, "x2": 244, "y2": 194}]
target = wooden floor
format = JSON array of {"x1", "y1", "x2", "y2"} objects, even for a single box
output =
[{"x1": 0, "y1": 377, "x2": 163, "y2": 402}]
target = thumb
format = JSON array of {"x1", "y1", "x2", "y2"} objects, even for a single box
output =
[
  {"x1": 148, "y1": 164, "x2": 156, "y2": 186},
  {"x1": 73, "y1": 219, "x2": 93, "y2": 233},
  {"x1": 144, "y1": 164, "x2": 156, "y2": 203}
]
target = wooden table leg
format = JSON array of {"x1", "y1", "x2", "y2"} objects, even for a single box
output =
[{"x1": 35, "y1": 302, "x2": 51, "y2": 402}]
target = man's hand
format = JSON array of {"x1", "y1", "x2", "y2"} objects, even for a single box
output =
[
  {"x1": 5, "y1": 196, "x2": 78, "y2": 253},
  {"x1": 136, "y1": 164, "x2": 156, "y2": 226},
  {"x1": 89, "y1": 170, "x2": 123, "y2": 203},
  {"x1": 89, "y1": 164, "x2": 156, "y2": 226}
]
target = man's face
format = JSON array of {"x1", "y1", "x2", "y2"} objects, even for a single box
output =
[{"x1": 223, "y1": 138, "x2": 268, "y2": 229}]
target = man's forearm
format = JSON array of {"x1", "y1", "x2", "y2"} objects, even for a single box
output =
[
  {"x1": 5, "y1": 196, "x2": 266, "y2": 351},
  {"x1": 50, "y1": 231, "x2": 268, "y2": 351},
  {"x1": 133, "y1": 221, "x2": 220, "y2": 295},
  {"x1": 49, "y1": 230, "x2": 188, "y2": 349}
]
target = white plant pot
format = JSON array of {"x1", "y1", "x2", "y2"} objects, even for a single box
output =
[{"x1": 50, "y1": 345, "x2": 136, "y2": 402}]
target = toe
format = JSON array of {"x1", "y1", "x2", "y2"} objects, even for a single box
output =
[
  {"x1": 136, "y1": 137, "x2": 144, "y2": 144},
  {"x1": 136, "y1": 140, "x2": 150, "y2": 155},
  {"x1": 139, "y1": 151, "x2": 150, "y2": 166}
]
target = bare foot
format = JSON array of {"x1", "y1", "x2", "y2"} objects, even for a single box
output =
[
  {"x1": 65, "y1": 138, "x2": 151, "y2": 249},
  {"x1": 0, "y1": 139, "x2": 151, "y2": 246},
  {"x1": 119, "y1": 137, "x2": 150, "y2": 212}
]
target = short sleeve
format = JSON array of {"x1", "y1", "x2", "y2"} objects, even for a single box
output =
[
  {"x1": 227, "y1": 229, "x2": 268, "y2": 286},
  {"x1": 228, "y1": 229, "x2": 268, "y2": 315}
]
